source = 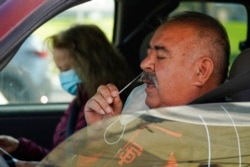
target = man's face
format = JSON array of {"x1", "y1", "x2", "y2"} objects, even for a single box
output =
[{"x1": 140, "y1": 23, "x2": 199, "y2": 108}]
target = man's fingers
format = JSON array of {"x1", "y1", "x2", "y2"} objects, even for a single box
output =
[
  {"x1": 106, "y1": 83, "x2": 119, "y2": 97},
  {"x1": 90, "y1": 84, "x2": 119, "y2": 114},
  {"x1": 85, "y1": 96, "x2": 106, "y2": 115},
  {"x1": 91, "y1": 93, "x2": 114, "y2": 114},
  {"x1": 84, "y1": 84, "x2": 123, "y2": 126},
  {"x1": 96, "y1": 85, "x2": 114, "y2": 104}
]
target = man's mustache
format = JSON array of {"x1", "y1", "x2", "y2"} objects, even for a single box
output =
[{"x1": 140, "y1": 71, "x2": 158, "y2": 87}]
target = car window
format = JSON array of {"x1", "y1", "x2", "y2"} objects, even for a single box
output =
[
  {"x1": 0, "y1": 0, "x2": 115, "y2": 105},
  {"x1": 171, "y1": 2, "x2": 247, "y2": 67}
]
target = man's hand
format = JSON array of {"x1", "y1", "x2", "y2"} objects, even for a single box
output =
[
  {"x1": 0, "y1": 135, "x2": 19, "y2": 154},
  {"x1": 84, "y1": 83, "x2": 123, "y2": 126}
]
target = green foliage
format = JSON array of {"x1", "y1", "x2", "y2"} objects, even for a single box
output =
[
  {"x1": 34, "y1": 17, "x2": 114, "y2": 41},
  {"x1": 222, "y1": 21, "x2": 247, "y2": 66}
]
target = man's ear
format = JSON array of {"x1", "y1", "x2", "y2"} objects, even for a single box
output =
[{"x1": 193, "y1": 56, "x2": 214, "y2": 86}]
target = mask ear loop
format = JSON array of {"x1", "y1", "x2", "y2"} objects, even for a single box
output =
[
  {"x1": 103, "y1": 72, "x2": 146, "y2": 145},
  {"x1": 104, "y1": 116, "x2": 127, "y2": 145}
]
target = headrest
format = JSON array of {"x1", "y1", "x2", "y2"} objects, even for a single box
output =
[{"x1": 229, "y1": 48, "x2": 250, "y2": 101}]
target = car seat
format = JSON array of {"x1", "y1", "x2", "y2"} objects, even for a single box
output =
[
  {"x1": 190, "y1": 49, "x2": 250, "y2": 104},
  {"x1": 228, "y1": 48, "x2": 250, "y2": 101}
]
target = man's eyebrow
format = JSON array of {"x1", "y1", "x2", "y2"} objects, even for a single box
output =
[{"x1": 147, "y1": 44, "x2": 168, "y2": 52}]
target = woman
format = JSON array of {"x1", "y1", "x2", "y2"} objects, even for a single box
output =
[{"x1": 0, "y1": 24, "x2": 133, "y2": 161}]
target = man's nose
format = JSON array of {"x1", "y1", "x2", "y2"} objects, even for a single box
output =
[{"x1": 140, "y1": 53, "x2": 154, "y2": 72}]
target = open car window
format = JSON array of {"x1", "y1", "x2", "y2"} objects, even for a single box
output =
[{"x1": 0, "y1": 0, "x2": 114, "y2": 105}]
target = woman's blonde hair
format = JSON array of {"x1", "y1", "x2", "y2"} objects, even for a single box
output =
[{"x1": 47, "y1": 24, "x2": 132, "y2": 101}]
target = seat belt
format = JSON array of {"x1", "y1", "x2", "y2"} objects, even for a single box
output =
[
  {"x1": 190, "y1": 70, "x2": 250, "y2": 104},
  {"x1": 66, "y1": 101, "x2": 80, "y2": 137}
]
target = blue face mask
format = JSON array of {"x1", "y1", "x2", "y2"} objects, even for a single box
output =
[{"x1": 59, "y1": 69, "x2": 82, "y2": 95}]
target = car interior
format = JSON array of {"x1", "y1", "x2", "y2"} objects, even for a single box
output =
[
  {"x1": 229, "y1": 48, "x2": 250, "y2": 101},
  {"x1": 0, "y1": 0, "x2": 250, "y2": 165}
]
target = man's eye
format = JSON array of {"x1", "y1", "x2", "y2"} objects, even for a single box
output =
[{"x1": 157, "y1": 55, "x2": 166, "y2": 60}]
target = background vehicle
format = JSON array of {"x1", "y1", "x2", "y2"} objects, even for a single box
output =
[
  {"x1": 0, "y1": 0, "x2": 250, "y2": 163},
  {"x1": 0, "y1": 35, "x2": 52, "y2": 104}
]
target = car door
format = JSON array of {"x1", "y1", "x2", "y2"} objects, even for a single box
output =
[{"x1": 0, "y1": 0, "x2": 115, "y2": 149}]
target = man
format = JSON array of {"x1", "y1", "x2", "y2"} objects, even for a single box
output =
[{"x1": 84, "y1": 11, "x2": 230, "y2": 125}]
